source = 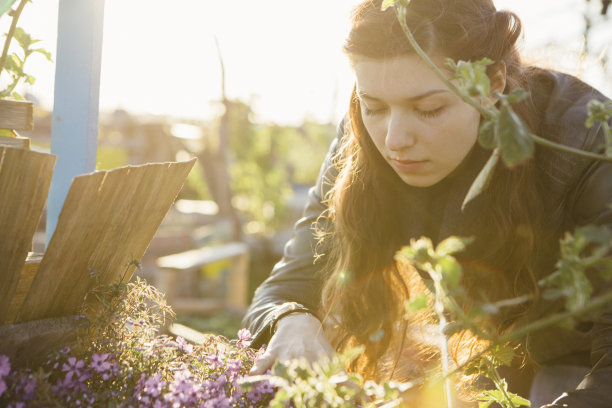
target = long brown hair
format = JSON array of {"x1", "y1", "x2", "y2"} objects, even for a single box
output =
[{"x1": 317, "y1": 0, "x2": 548, "y2": 379}]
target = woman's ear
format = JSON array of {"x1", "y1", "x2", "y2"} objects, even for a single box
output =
[{"x1": 489, "y1": 62, "x2": 507, "y2": 100}]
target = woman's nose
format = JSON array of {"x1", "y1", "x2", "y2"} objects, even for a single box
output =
[{"x1": 385, "y1": 112, "x2": 416, "y2": 151}]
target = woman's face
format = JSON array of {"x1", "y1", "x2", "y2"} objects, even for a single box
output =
[{"x1": 354, "y1": 55, "x2": 481, "y2": 187}]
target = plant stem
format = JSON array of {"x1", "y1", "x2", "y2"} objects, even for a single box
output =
[
  {"x1": 393, "y1": 4, "x2": 612, "y2": 164},
  {"x1": 394, "y1": 6, "x2": 494, "y2": 119},
  {"x1": 432, "y1": 279, "x2": 455, "y2": 408},
  {"x1": 0, "y1": 0, "x2": 28, "y2": 74},
  {"x1": 446, "y1": 289, "x2": 612, "y2": 379},
  {"x1": 490, "y1": 364, "x2": 516, "y2": 408},
  {"x1": 531, "y1": 133, "x2": 612, "y2": 162}
]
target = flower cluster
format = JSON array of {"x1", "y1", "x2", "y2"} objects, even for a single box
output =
[
  {"x1": 0, "y1": 277, "x2": 412, "y2": 407},
  {"x1": 0, "y1": 330, "x2": 275, "y2": 407}
]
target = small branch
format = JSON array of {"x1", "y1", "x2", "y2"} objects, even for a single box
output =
[
  {"x1": 446, "y1": 290, "x2": 612, "y2": 379},
  {"x1": 394, "y1": 6, "x2": 494, "y2": 119},
  {"x1": 393, "y1": 5, "x2": 612, "y2": 165},
  {"x1": 490, "y1": 365, "x2": 516, "y2": 408},
  {"x1": 531, "y1": 133, "x2": 612, "y2": 162},
  {"x1": 0, "y1": 0, "x2": 28, "y2": 74}
]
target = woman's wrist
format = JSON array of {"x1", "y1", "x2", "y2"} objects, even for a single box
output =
[{"x1": 270, "y1": 302, "x2": 317, "y2": 334}]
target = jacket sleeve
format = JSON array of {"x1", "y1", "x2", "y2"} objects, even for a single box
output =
[
  {"x1": 242, "y1": 123, "x2": 343, "y2": 349},
  {"x1": 543, "y1": 122, "x2": 612, "y2": 408}
]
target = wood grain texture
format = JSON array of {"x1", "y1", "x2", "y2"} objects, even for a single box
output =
[
  {"x1": 16, "y1": 159, "x2": 196, "y2": 323},
  {"x1": 0, "y1": 135, "x2": 30, "y2": 150},
  {"x1": 0, "y1": 315, "x2": 88, "y2": 369},
  {"x1": 5, "y1": 253, "x2": 43, "y2": 324},
  {"x1": 0, "y1": 99, "x2": 34, "y2": 130},
  {"x1": 0, "y1": 147, "x2": 56, "y2": 324}
]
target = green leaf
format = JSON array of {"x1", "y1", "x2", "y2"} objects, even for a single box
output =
[
  {"x1": 25, "y1": 74, "x2": 35, "y2": 85},
  {"x1": 508, "y1": 392, "x2": 531, "y2": 407},
  {"x1": 496, "y1": 105, "x2": 534, "y2": 167},
  {"x1": 5, "y1": 53, "x2": 23, "y2": 72},
  {"x1": 462, "y1": 148, "x2": 500, "y2": 209},
  {"x1": 478, "y1": 119, "x2": 497, "y2": 149},
  {"x1": 272, "y1": 361, "x2": 290, "y2": 379},
  {"x1": 32, "y1": 48, "x2": 53, "y2": 62},
  {"x1": 478, "y1": 400, "x2": 494, "y2": 408},
  {"x1": 13, "y1": 27, "x2": 32, "y2": 50},
  {"x1": 452, "y1": 58, "x2": 494, "y2": 97},
  {"x1": 0, "y1": 0, "x2": 17, "y2": 17},
  {"x1": 436, "y1": 236, "x2": 472, "y2": 256},
  {"x1": 405, "y1": 294, "x2": 429, "y2": 314},
  {"x1": 586, "y1": 99, "x2": 612, "y2": 128},
  {"x1": 438, "y1": 256, "x2": 462, "y2": 288},
  {"x1": 506, "y1": 88, "x2": 529, "y2": 104},
  {"x1": 489, "y1": 344, "x2": 515, "y2": 367},
  {"x1": 10, "y1": 91, "x2": 24, "y2": 100}
]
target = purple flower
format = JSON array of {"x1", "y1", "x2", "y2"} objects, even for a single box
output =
[
  {"x1": 175, "y1": 337, "x2": 193, "y2": 354},
  {"x1": 0, "y1": 379, "x2": 6, "y2": 398},
  {"x1": 0, "y1": 355, "x2": 10, "y2": 377},
  {"x1": 90, "y1": 353, "x2": 111, "y2": 373},
  {"x1": 62, "y1": 357, "x2": 85, "y2": 378},
  {"x1": 15, "y1": 374, "x2": 37, "y2": 400},
  {"x1": 226, "y1": 359, "x2": 242, "y2": 375},
  {"x1": 144, "y1": 373, "x2": 164, "y2": 397},
  {"x1": 238, "y1": 329, "x2": 252, "y2": 347},
  {"x1": 204, "y1": 352, "x2": 225, "y2": 370}
]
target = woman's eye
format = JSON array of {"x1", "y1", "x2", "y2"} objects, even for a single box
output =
[
  {"x1": 363, "y1": 106, "x2": 387, "y2": 116},
  {"x1": 416, "y1": 106, "x2": 445, "y2": 119}
]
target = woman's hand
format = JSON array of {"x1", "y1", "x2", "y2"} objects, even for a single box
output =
[{"x1": 249, "y1": 312, "x2": 334, "y2": 375}]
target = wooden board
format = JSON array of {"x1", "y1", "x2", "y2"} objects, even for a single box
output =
[
  {"x1": 0, "y1": 315, "x2": 88, "y2": 369},
  {"x1": 15, "y1": 159, "x2": 196, "y2": 323},
  {"x1": 0, "y1": 99, "x2": 34, "y2": 130},
  {"x1": 5, "y1": 253, "x2": 43, "y2": 325},
  {"x1": 0, "y1": 135, "x2": 30, "y2": 150},
  {"x1": 0, "y1": 147, "x2": 56, "y2": 324}
]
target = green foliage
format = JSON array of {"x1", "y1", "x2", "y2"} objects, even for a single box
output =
[
  {"x1": 586, "y1": 99, "x2": 612, "y2": 157},
  {"x1": 447, "y1": 58, "x2": 494, "y2": 98},
  {"x1": 462, "y1": 148, "x2": 499, "y2": 210},
  {"x1": 222, "y1": 100, "x2": 334, "y2": 231},
  {"x1": 1, "y1": 23, "x2": 53, "y2": 99},
  {"x1": 240, "y1": 346, "x2": 416, "y2": 408},
  {"x1": 396, "y1": 226, "x2": 612, "y2": 408},
  {"x1": 539, "y1": 225, "x2": 612, "y2": 312},
  {"x1": 0, "y1": 0, "x2": 17, "y2": 16},
  {"x1": 478, "y1": 386, "x2": 531, "y2": 408}
]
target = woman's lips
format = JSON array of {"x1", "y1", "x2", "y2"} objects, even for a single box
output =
[{"x1": 390, "y1": 158, "x2": 427, "y2": 172}]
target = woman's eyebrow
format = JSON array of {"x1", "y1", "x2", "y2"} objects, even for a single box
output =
[{"x1": 357, "y1": 89, "x2": 450, "y2": 102}]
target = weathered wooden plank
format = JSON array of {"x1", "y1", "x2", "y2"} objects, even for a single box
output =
[
  {"x1": 5, "y1": 253, "x2": 43, "y2": 325},
  {"x1": 0, "y1": 99, "x2": 34, "y2": 130},
  {"x1": 0, "y1": 315, "x2": 88, "y2": 369},
  {"x1": 0, "y1": 147, "x2": 56, "y2": 324},
  {"x1": 0, "y1": 135, "x2": 30, "y2": 150},
  {"x1": 16, "y1": 159, "x2": 196, "y2": 323}
]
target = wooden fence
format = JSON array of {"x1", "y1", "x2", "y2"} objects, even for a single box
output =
[{"x1": 0, "y1": 144, "x2": 195, "y2": 366}]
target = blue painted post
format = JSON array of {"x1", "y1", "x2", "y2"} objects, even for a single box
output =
[{"x1": 46, "y1": 0, "x2": 105, "y2": 245}]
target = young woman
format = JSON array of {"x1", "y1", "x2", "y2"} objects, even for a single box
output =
[{"x1": 243, "y1": 0, "x2": 612, "y2": 406}]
